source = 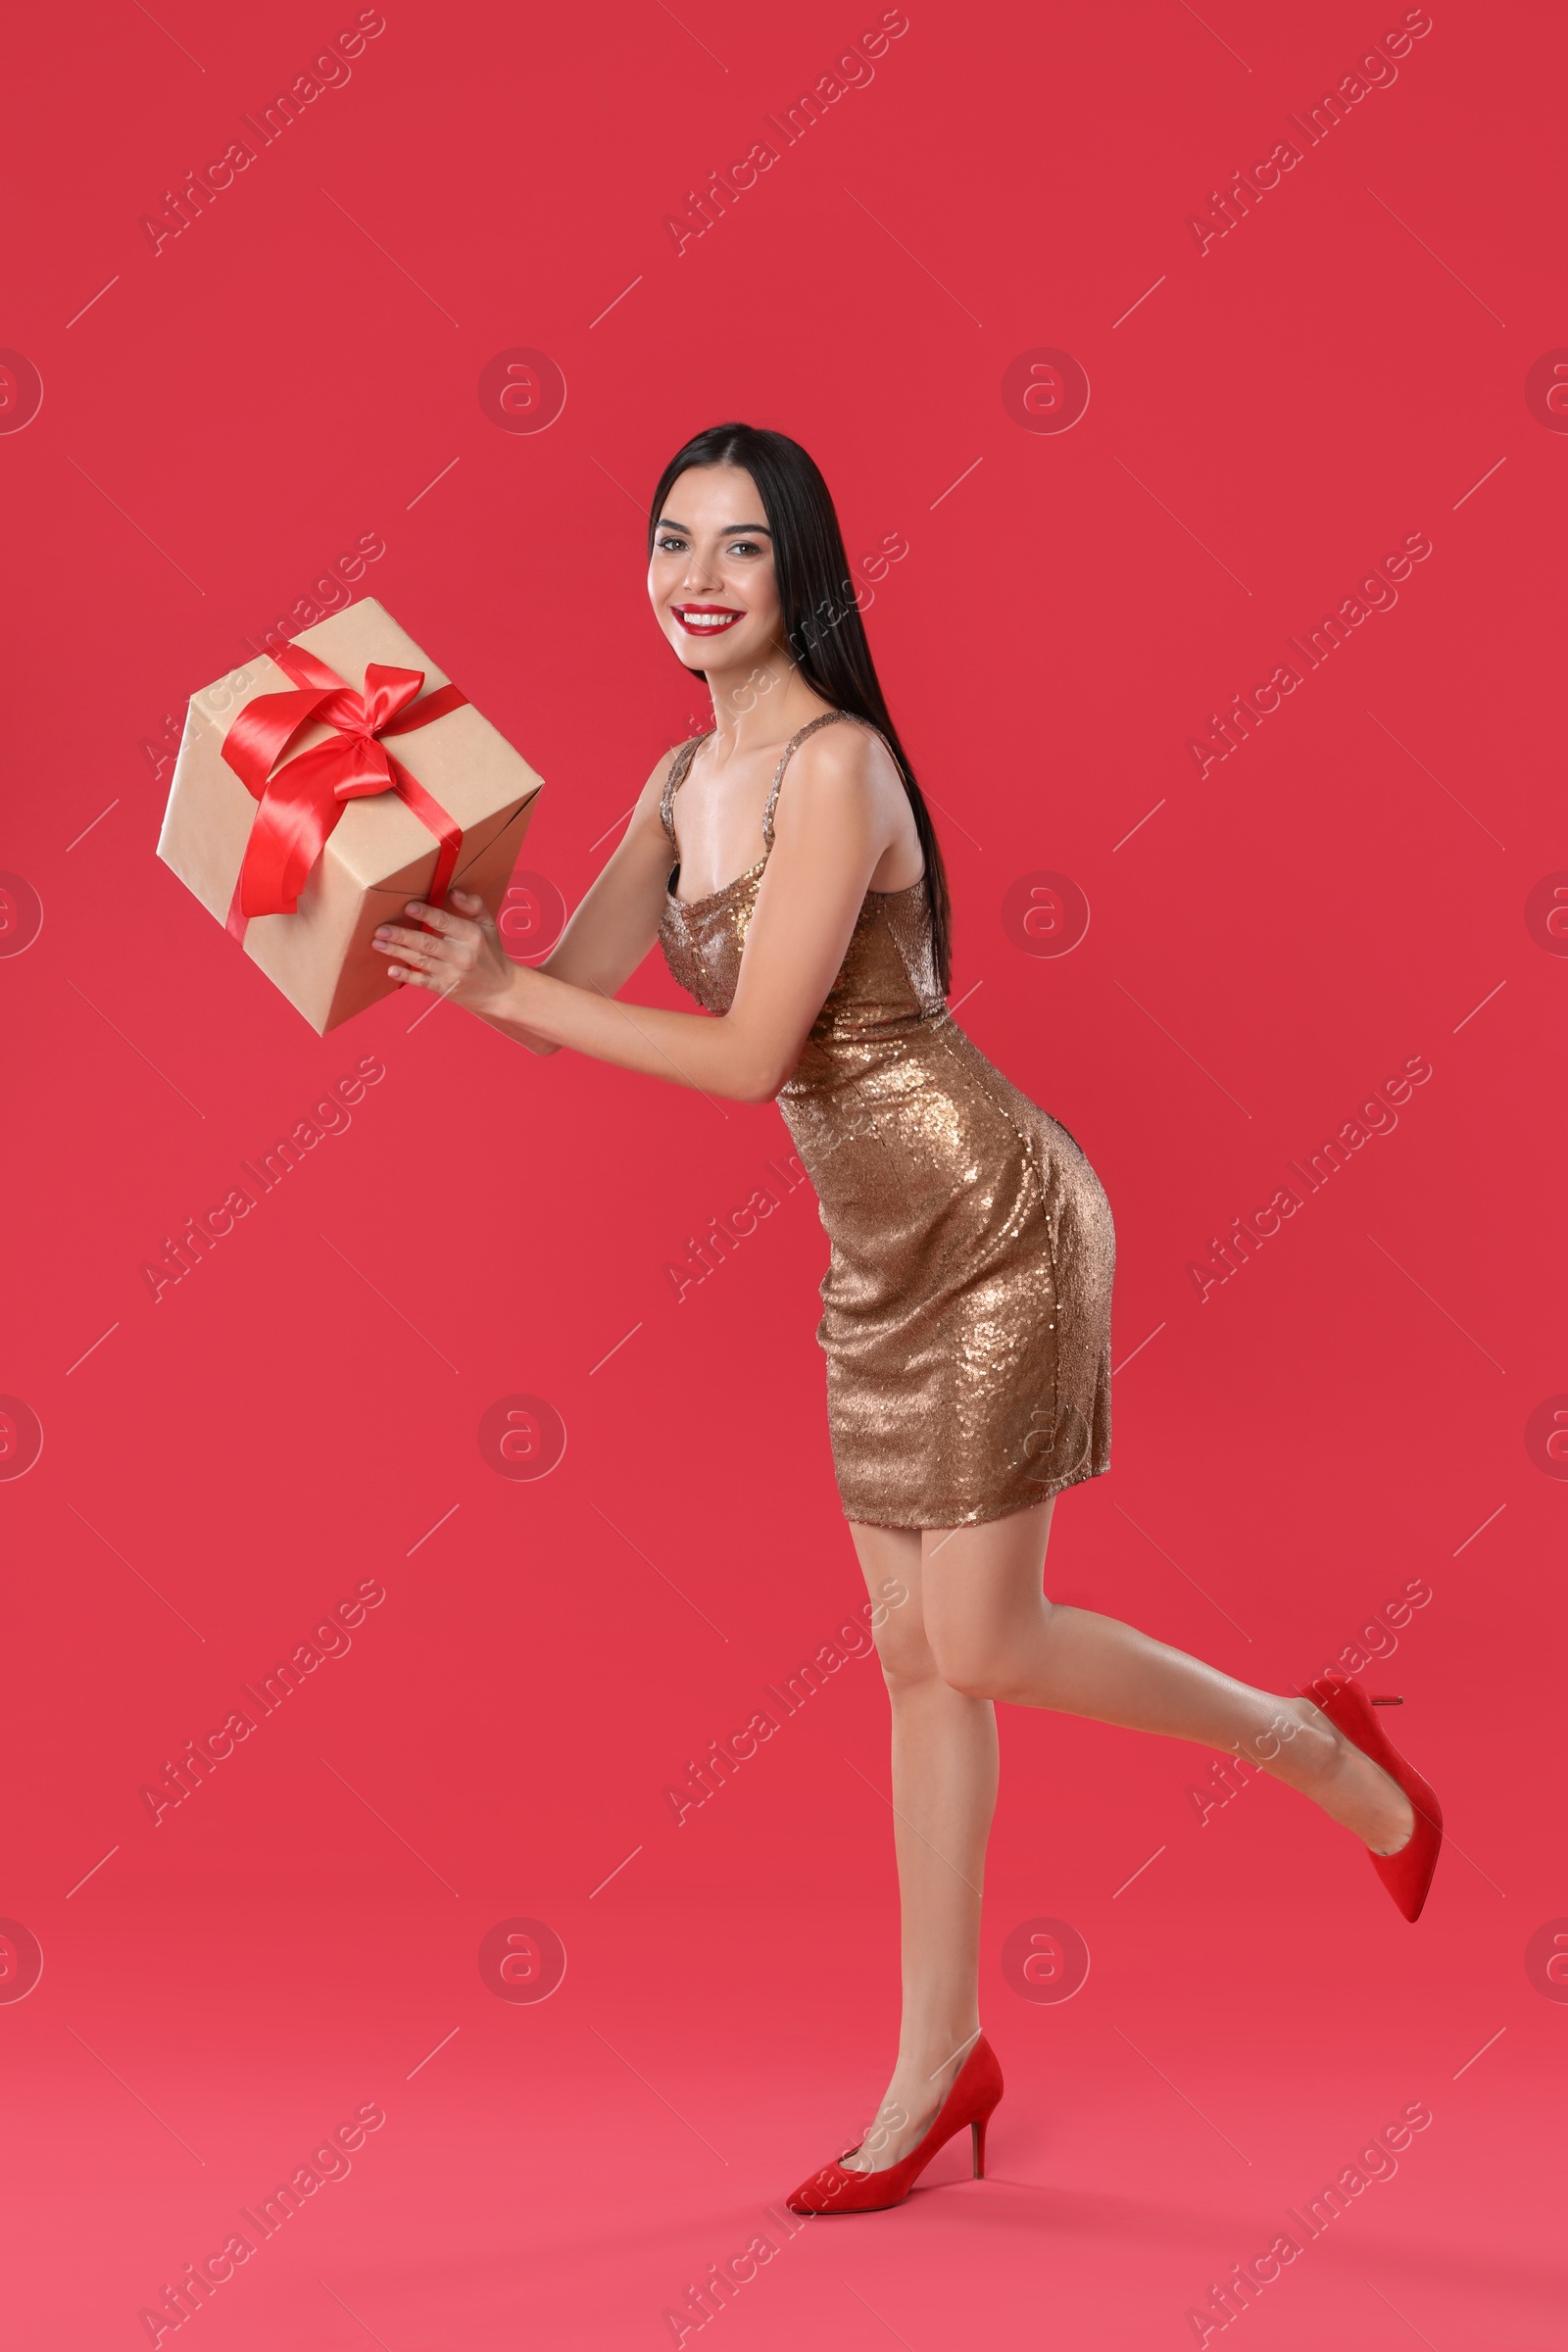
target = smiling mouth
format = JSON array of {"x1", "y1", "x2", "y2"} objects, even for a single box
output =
[{"x1": 671, "y1": 605, "x2": 744, "y2": 637}]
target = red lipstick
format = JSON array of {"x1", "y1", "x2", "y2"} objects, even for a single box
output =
[{"x1": 671, "y1": 604, "x2": 744, "y2": 638}]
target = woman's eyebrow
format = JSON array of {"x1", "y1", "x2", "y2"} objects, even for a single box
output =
[{"x1": 655, "y1": 516, "x2": 773, "y2": 537}]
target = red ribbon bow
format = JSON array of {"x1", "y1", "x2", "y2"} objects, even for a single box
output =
[{"x1": 220, "y1": 640, "x2": 469, "y2": 940}]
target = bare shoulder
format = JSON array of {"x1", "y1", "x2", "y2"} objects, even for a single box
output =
[
  {"x1": 769, "y1": 715, "x2": 905, "y2": 857},
  {"x1": 627, "y1": 738, "x2": 695, "y2": 827},
  {"x1": 644, "y1": 737, "x2": 694, "y2": 794},
  {"x1": 778, "y1": 713, "x2": 901, "y2": 806}
]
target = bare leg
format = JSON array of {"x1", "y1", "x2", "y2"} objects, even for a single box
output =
[
  {"x1": 840, "y1": 1519, "x2": 997, "y2": 2174},
  {"x1": 838, "y1": 1496, "x2": 1415, "y2": 2175},
  {"x1": 919, "y1": 1497, "x2": 1415, "y2": 1854}
]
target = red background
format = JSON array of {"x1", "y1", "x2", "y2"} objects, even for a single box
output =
[{"x1": 2, "y1": 0, "x2": 1563, "y2": 2343}]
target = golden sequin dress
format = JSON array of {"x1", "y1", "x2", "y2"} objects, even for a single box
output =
[{"x1": 658, "y1": 712, "x2": 1114, "y2": 1530}]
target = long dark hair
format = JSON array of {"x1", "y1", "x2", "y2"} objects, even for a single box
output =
[{"x1": 647, "y1": 422, "x2": 954, "y2": 995}]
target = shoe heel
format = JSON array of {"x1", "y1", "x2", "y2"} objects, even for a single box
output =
[
  {"x1": 971, "y1": 2112, "x2": 990, "y2": 2179},
  {"x1": 1299, "y1": 1672, "x2": 1443, "y2": 1925}
]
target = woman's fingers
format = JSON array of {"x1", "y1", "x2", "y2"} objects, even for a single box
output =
[
  {"x1": 372, "y1": 922, "x2": 454, "y2": 957},
  {"x1": 401, "y1": 898, "x2": 481, "y2": 939},
  {"x1": 448, "y1": 888, "x2": 500, "y2": 935},
  {"x1": 374, "y1": 896, "x2": 501, "y2": 994}
]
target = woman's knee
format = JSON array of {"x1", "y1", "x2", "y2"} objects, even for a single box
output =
[
  {"x1": 927, "y1": 1597, "x2": 1054, "y2": 1702},
  {"x1": 874, "y1": 1614, "x2": 943, "y2": 1695},
  {"x1": 926, "y1": 1628, "x2": 1011, "y2": 1701}
]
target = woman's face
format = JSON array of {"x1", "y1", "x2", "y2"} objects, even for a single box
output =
[{"x1": 648, "y1": 465, "x2": 781, "y2": 671}]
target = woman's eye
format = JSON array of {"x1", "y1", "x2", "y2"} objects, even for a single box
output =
[
  {"x1": 728, "y1": 539, "x2": 762, "y2": 557},
  {"x1": 657, "y1": 535, "x2": 687, "y2": 553}
]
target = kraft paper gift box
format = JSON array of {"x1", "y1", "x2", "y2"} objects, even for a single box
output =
[{"x1": 158, "y1": 598, "x2": 544, "y2": 1034}]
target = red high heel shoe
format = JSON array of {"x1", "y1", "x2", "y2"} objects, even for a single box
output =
[
  {"x1": 1298, "y1": 1673, "x2": 1443, "y2": 1922},
  {"x1": 784, "y1": 2033, "x2": 1004, "y2": 2215}
]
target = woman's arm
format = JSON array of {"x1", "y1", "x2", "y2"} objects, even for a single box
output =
[
  {"x1": 502, "y1": 749, "x2": 683, "y2": 1054},
  {"x1": 372, "y1": 724, "x2": 894, "y2": 1102}
]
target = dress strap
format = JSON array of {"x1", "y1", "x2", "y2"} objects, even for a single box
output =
[
  {"x1": 659, "y1": 732, "x2": 712, "y2": 850},
  {"x1": 761, "y1": 710, "x2": 857, "y2": 852}
]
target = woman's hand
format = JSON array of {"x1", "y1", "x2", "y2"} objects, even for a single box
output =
[{"x1": 370, "y1": 890, "x2": 525, "y2": 1017}]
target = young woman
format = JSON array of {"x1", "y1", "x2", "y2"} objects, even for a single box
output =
[{"x1": 370, "y1": 423, "x2": 1443, "y2": 2214}]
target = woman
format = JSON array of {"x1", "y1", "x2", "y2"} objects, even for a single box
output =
[{"x1": 370, "y1": 423, "x2": 1443, "y2": 2214}]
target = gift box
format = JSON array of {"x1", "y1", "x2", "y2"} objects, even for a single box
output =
[{"x1": 157, "y1": 598, "x2": 544, "y2": 1033}]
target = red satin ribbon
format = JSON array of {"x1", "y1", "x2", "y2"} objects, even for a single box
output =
[{"x1": 220, "y1": 640, "x2": 469, "y2": 941}]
